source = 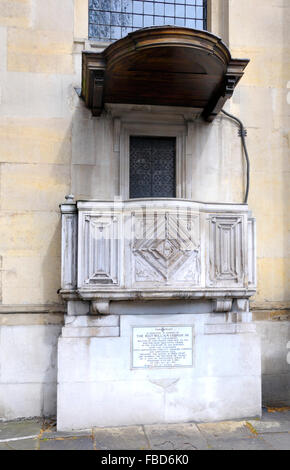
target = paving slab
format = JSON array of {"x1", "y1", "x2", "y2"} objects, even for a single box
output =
[
  {"x1": 93, "y1": 426, "x2": 149, "y2": 450},
  {"x1": 207, "y1": 437, "x2": 272, "y2": 451},
  {"x1": 4, "y1": 438, "x2": 39, "y2": 450},
  {"x1": 259, "y1": 432, "x2": 290, "y2": 450},
  {"x1": 41, "y1": 429, "x2": 92, "y2": 439},
  {"x1": 197, "y1": 420, "x2": 251, "y2": 440},
  {"x1": 0, "y1": 409, "x2": 289, "y2": 451},
  {"x1": 39, "y1": 437, "x2": 94, "y2": 450},
  {"x1": 0, "y1": 419, "x2": 42, "y2": 440},
  {"x1": 144, "y1": 423, "x2": 209, "y2": 450},
  {"x1": 247, "y1": 412, "x2": 290, "y2": 434},
  {"x1": 0, "y1": 443, "x2": 10, "y2": 450}
]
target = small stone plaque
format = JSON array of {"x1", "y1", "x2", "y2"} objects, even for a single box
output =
[{"x1": 132, "y1": 326, "x2": 193, "y2": 369}]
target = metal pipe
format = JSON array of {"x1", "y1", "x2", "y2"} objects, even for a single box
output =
[{"x1": 221, "y1": 109, "x2": 250, "y2": 204}]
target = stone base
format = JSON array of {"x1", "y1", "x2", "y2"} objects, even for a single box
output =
[
  {"x1": 57, "y1": 313, "x2": 261, "y2": 431},
  {"x1": 0, "y1": 314, "x2": 63, "y2": 421}
]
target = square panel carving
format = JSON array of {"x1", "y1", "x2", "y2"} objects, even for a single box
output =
[
  {"x1": 208, "y1": 215, "x2": 245, "y2": 287},
  {"x1": 131, "y1": 210, "x2": 200, "y2": 286},
  {"x1": 79, "y1": 213, "x2": 120, "y2": 287}
]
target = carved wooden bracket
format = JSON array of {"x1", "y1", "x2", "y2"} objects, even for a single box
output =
[
  {"x1": 82, "y1": 52, "x2": 106, "y2": 116},
  {"x1": 202, "y1": 64, "x2": 249, "y2": 122}
]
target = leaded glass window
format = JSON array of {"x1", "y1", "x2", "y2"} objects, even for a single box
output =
[
  {"x1": 129, "y1": 136, "x2": 176, "y2": 198},
  {"x1": 89, "y1": 0, "x2": 207, "y2": 41}
]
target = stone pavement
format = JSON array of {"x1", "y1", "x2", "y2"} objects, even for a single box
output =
[{"x1": 0, "y1": 408, "x2": 289, "y2": 451}]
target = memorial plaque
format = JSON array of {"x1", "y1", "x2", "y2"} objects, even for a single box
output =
[{"x1": 132, "y1": 326, "x2": 194, "y2": 369}]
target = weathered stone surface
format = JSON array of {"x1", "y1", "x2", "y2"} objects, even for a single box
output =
[
  {"x1": 205, "y1": 437, "x2": 271, "y2": 451},
  {"x1": 0, "y1": 313, "x2": 64, "y2": 326},
  {"x1": 41, "y1": 429, "x2": 91, "y2": 440},
  {"x1": 229, "y1": 0, "x2": 289, "y2": 50},
  {"x1": 0, "y1": 0, "x2": 30, "y2": 28},
  {"x1": 2, "y1": 438, "x2": 39, "y2": 450},
  {"x1": 7, "y1": 28, "x2": 73, "y2": 74},
  {"x1": 62, "y1": 326, "x2": 120, "y2": 338},
  {"x1": 65, "y1": 315, "x2": 119, "y2": 327},
  {"x1": 0, "y1": 26, "x2": 7, "y2": 72},
  {"x1": 0, "y1": 321, "x2": 61, "y2": 420},
  {"x1": 43, "y1": 383, "x2": 58, "y2": 418},
  {"x1": 197, "y1": 420, "x2": 251, "y2": 439},
  {"x1": 0, "y1": 324, "x2": 59, "y2": 383},
  {"x1": 93, "y1": 426, "x2": 149, "y2": 450},
  {"x1": 257, "y1": 258, "x2": 289, "y2": 305},
  {"x1": 34, "y1": 0, "x2": 74, "y2": 33},
  {"x1": 260, "y1": 432, "x2": 290, "y2": 451},
  {"x1": 256, "y1": 322, "x2": 290, "y2": 375},
  {"x1": 39, "y1": 437, "x2": 94, "y2": 450},
  {"x1": 74, "y1": 0, "x2": 88, "y2": 38},
  {"x1": 0, "y1": 72, "x2": 75, "y2": 119},
  {"x1": 1, "y1": 163, "x2": 70, "y2": 212},
  {"x1": 144, "y1": 423, "x2": 209, "y2": 450},
  {"x1": 197, "y1": 420, "x2": 272, "y2": 450},
  {"x1": 57, "y1": 314, "x2": 261, "y2": 431},
  {"x1": 0, "y1": 443, "x2": 11, "y2": 450},
  {"x1": 262, "y1": 374, "x2": 290, "y2": 407},
  {"x1": 0, "y1": 384, "x2": 43, "y2": 420},
  {"x1": 2, "y1": 255, "x2": 61, "y2": 305},
  {"x1": 247, "y1": 412, "x2": 290, "y2": 434},
  {"x1": 254, "y1": 322, "x2": 290, "y2": 406},
  {"x1": 0, "y1": 118, "x2": 71, "y2": 164},
  {"x1": 0, "y1": 419, "x2": 42, "y2": 440},
  {"x1": 67, "y1": 301, "x2": 90, "y2": 316},
  {"x1": 0, "y1": 211, "x2": 61, "y2": 256},
  {"x1": 0, "y1": 383, "x2": 56, "y2": 421}
]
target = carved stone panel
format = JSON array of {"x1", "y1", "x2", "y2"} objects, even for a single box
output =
[
  {"x1": 61, "y1": 200, "x2": 256, "y2": 302},
  {"x1": 61, "y1": 207, "x2": 77, "y2": 290},
  {"x1": 248, "y1": 218, "x2": 256, "y2": 288},
  {"x1": 131, "y1": 210, "x2": 200, "y2": 287},
  {"x1": 208, "y1": 215, "x2": 245, "y2": 287},
  {"x1": 78, "y1": 213, "x2": 120, "y2": 288}
]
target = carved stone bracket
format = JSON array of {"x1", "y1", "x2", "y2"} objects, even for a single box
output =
[
  {"x1": 91, "y1": 300, "x2": 110, "y2": 315},
  {"x1": 236, "y1": 298, "x2": 249, "y2": 312},
  {"x1": 213, "y1": 299, "x2": 233, "y2": 313}
]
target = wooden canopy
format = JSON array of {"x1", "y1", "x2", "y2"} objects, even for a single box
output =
[{"x1": 82, "y1": 26, "x2": 249, "y2": 122}]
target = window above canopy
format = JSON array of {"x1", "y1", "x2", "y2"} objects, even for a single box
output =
[{"x1": 89, "y1": 0, "x2": 207, "y2": 42}]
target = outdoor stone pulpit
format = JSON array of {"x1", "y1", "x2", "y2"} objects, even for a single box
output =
[{"x1": 57, "y1": 198, "x2": 261, "y2": 431}]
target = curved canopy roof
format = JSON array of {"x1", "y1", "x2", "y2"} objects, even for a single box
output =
[{"x1": 82, "y1": 26, "x2": 249, "y2": 121}]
